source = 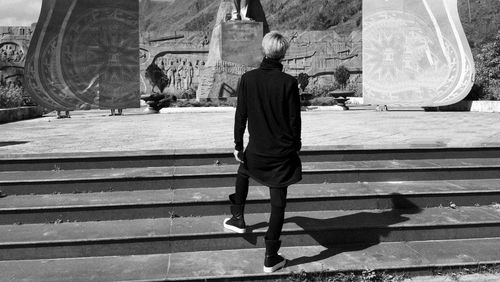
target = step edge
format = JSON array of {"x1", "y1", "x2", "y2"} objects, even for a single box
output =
[
  {"x1": 2, "y1": 163, "x2": 500, "y2": 184},
  {"x1": 2, "y1": 145, "x2": 500, "y2": 161},
  {"x1": 1, "y1": 221, "x2": 499, "y2": 247},
  {"x1": 2, "y1": 189, "x2": 500, "y2": 212}
]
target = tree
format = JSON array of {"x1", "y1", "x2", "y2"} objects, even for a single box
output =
[
  {"x1": 472, "y1": 31, "x2": 500, "y2": 100},
  {"x1": 297, "y1": 73, "x2": 309, "y2": 92},
  {"x1": 334, "y1": 65, "x2": 350, "y2": 90}
]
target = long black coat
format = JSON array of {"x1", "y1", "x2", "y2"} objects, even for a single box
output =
[{"x1": 234, "y1": 57, "x2": 302, "y2": 188}]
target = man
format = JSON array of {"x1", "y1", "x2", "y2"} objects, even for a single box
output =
[{"x1": 224, "y1": 31, "x2": 302, "y2": 273}]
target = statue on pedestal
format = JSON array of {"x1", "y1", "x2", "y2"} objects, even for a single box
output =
[
  {"x1": 232, "y1": 0, "x2": 252, "y2": 21},
  {"x1": 196, "y1": 0, "x2": 268, "y2": 100},
  {"x1": 230, "y1": 0, "x2": 268, "y2": 33}
]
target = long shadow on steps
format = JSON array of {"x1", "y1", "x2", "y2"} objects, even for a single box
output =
[{"x1": 252, "y1": 193, "x2": 422, "y2": 267}]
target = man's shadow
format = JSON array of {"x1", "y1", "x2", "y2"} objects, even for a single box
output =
[{"x1": 244, "y1": 193, "x2": 422, "y2": 267}]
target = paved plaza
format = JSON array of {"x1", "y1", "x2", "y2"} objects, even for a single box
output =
[{"x1": 1, "y1": 107, "x2": 499, "y2": 155}]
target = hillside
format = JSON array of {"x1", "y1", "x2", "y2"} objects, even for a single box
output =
[
  {"x1": 140, "y1": 0, "x2": 362, "y2": 37},
  {"x1": 458, "y1": 0, "x2": 500, "y2": 47},
  {"x1": 140, "y1": 0, "x2": 500, "y2": 46}
]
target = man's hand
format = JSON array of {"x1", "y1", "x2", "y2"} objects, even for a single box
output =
[{"x1": 234, "y1": 150, "x2": 244, "y2": 163}]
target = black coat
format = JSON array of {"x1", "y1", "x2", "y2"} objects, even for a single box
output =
[{"x1": 234, "y1": 57, "x2": 302, "y2": 188}]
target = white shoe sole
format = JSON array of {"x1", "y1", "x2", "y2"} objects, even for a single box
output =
[
  {"x1": 263, "y1": 259, "x2": 286, "y2": 273},
  {"x1": 223, "y1": 218, "x2": 246, "y2": 233}
]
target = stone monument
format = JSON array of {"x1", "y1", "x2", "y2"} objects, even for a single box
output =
[
  {"x1": 363, "y1": 0, "x2": 475, "y2": 107},
  {"x1": 24, "y1": 0, "x2": 140, "y2": 110},
  {"x1": 196, "y1": 0, "x2": 267, "y2": 101},
  {"x1": 0, "y1": 27, "x2": 31, "y2": 89}
]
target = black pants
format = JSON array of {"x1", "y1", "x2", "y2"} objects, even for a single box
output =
[{"x1": 234, "y1": 172, "x2": 287, "y2": 241}]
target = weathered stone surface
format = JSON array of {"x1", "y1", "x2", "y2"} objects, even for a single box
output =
[
  {"x1": 196, "y1": 1, "x2": 264, "y2": 100},
  {"x1": 363, "y1": 0, "x2": 475, "y2": 107},
  {"x1": 24, "y1": 0, "x2": 140, "y2": 110},
  {"x1": 281, "y1": 30, "x2": 362, "y2": 77},
  {"x1": 0, "y1": 27, "x2": 31, "y2": 81},
  {"x1": 0, "y1": 107, "x2": 44, "y2": 124},
  {"x1": 139, "y1": 36, "x2": 209, "y2": 95},
  {"x1": 221, "y1": 22, "x2": 263, "y2": 67}
]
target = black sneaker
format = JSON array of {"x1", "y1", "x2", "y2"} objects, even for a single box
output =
[
  {"x1": 224, "y1": 194, "x2": 246, "y2": 233},
  {"x1": 223, "y1": 215, "x2": 246, "y2": 233},
  {"x1": 263, "y1": 254, "x2": 286, "y2": 273},
  {"x1": 264, "y1": 239, "x2": 286, "y2": 273}
]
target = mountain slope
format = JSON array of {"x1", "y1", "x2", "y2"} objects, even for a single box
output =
[{"x1": 140, "y1": 0, "x2": 500, "y2": 47}]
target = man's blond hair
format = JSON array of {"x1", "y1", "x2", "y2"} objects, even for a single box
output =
[{"x1": 262, "y1": 31, "x2": 290, "y2": 60}]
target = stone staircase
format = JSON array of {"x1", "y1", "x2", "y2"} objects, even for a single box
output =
[{"x1": 1, "y1": 146, "x2": 500, "y2": 281}]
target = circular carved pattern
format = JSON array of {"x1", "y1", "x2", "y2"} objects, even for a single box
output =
[
  {"x1": 0, "y1": 42, "x2": 25, "y2": 65},
  {"x1": 61, "y1": 7, "x2": 138, "y2": 106},
  {"x1": 40, "y1": 37, "x2": 84, "y2": 107},
  {"x1": 364, "y1": 11, "x2": 460, "y2": 105}
]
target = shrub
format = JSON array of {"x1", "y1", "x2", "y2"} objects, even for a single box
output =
[
  {"x1": 472, "y1": 31, "x2": 500, "y2": 100},
  {"x1": 308, "y1": 97, "x2": 337, "y2": 106},
  {"x1": 179, "y1": 88, "x2": 196, "y2": 100},
  {"x1": 0, "y1": 86, "x2": 25, "y2": 109},
  {"x1": 297, "y1": 73, "x2": 309, "y2": 92},
  {"x1": 142, "y1": 93, "x2": 177, "y2": 112},
  {"x1": 308, "y1": 84, "x2": 338, "y2": 98},
  {"x1": 175, "y1": 99, "x2": 237, "y2": 108},
  {"x1": 334, "y1": 65, "x2": 351, "y2": 90}
]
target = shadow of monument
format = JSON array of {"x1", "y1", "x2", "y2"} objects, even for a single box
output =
[
  {"x1": 244, "y1": 193, "x2": 422, "y2": 266},
  {"x1": 0, "y1": 141, "x2": 29, "y2": 147},
  {"x1": 218, "y1": 82, "x2": 236, "y2": 98}
]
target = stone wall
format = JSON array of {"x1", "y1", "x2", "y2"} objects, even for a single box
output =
[
  {"x1": 430, "y1": 101, "x2": 500, "y2": 112},
  {"x1": 0, "y1": 26, "x2": 32, "y2": 88},
  {"x1": 0, "y1": 106, "x2": 44, "y2": 124}
]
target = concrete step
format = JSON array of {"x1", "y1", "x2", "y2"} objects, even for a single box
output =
[
  {"x1": 1, "y1": 238, "x2": 500, "y2": 281},
  {"x1": 1, "y1": 179, "x2": 500, "y2": 224},
  {"x1": 2, "y1": 158, "x2": 500, "y2": 194},
  {"x1": 2, "y1": 146, "x2": 500, "y2": 171},
  {"x1": 1, "y1": 206, "x2": 500, "y2": 260}
]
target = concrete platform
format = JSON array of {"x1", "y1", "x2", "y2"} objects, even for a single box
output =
[
  {"x1": 0, "y1": 108, "x2": 499, "y2": 154},
  {"x1": 1, "y1": 238, "x2": 499, "y2": 281},
  {"x1": 1, "y1": 109, "x2": 500, "y2": 281}
]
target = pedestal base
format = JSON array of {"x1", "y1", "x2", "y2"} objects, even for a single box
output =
[
  {"x1": 196, "y1": 21, "x2": 263, "y2": 101},
  {"x1": 332, "y1": 105, "x2": 349, "y2": 111}
]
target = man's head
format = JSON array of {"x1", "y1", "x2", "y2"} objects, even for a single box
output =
[{"x1": 262, "y1": 31, "x2": 290, "y2": 60}]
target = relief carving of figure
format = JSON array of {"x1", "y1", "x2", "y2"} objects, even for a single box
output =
[
  {"x1": 165, "y1": 61, "x2": 174, "y2": 88},
  {"x1": 175, "y1": 71, "x2": 182, "y2": 90},
  {"x1": 177, "y1": 60, "x2": 186, "y2": 89},
  {"x1": 185, "y1": 61, "x2": 194, "y2": 89},
  {"x1": 13, "y1": 51, "x2": 21, "y2": 62},
  {"x1": 194, "y1": 61, "x2": 200, "y2": 81}
]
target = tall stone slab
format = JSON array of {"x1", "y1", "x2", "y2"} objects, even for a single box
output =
[
  {"x1": 25, "y1": 0, "x2": 140, "y2": 110},
  {"x1": 363, "y1": 0, "x2": 475, "y2": 107},
  {"x1": 196, "y1": 0, "x2": 264, "y2": 100}
]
